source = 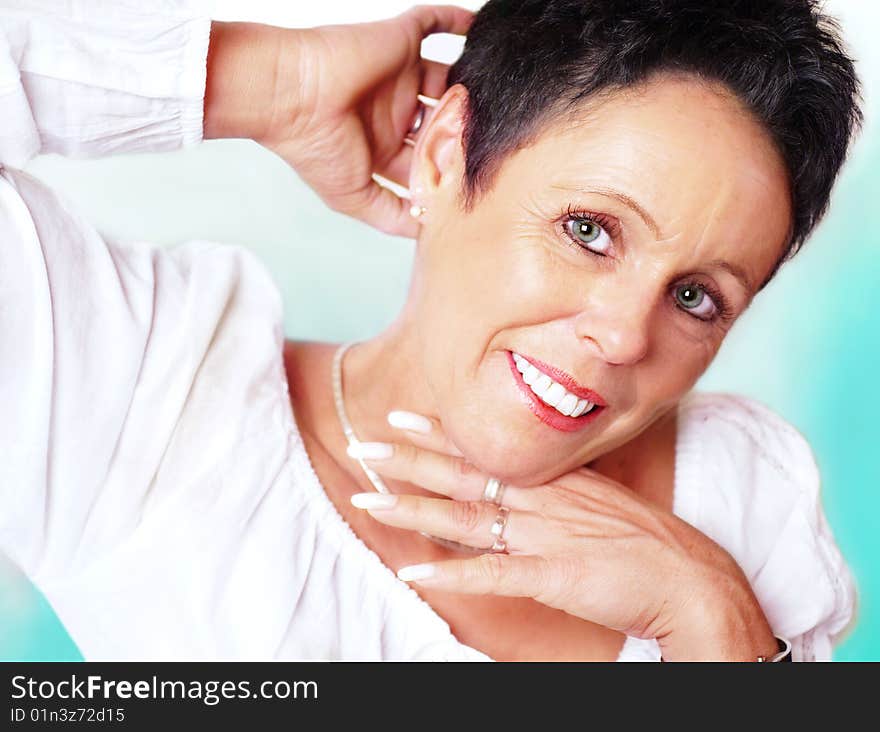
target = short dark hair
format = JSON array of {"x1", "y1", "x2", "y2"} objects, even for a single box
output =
[{"x1": 447, "y1": 0, "x2": 863, "y2": 291}]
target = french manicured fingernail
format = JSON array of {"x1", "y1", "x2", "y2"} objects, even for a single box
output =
[
  {"x1": 350, "y1": 492, "x2": 399, "y2": 510},
  {"x1": 346, "y1": 441, "x2": 394, "y2": 460},
  {"x1": 397, "y1": 563, "x2": 436, "y2": 582},
  {"x1": 387, "y1": 410, "x2": 432, "y2": 434}
]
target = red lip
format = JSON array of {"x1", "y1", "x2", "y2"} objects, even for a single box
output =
[
  {"x1": 506, "y1": 351, "x2": 607, "y2": 433},
  {"x1": 514, "y1": 352, "x2": 608, "y2": 406}
]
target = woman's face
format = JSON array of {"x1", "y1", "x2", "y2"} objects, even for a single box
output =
[{"x1": 407, "y1": 73, "x2": 792, "y2": 486}]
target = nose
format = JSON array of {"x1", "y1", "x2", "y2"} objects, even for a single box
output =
[{"x1": 573, "y1": 287, "x2": 653, "y2": 366}]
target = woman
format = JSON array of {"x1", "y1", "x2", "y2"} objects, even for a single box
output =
[{"x1": 0, "y1": 0, "x2": 860, "y2": 661}]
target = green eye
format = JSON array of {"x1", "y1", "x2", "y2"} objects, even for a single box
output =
[
  {"x1": 562, "y1": 211, "x2": 615, "y2": 255},
  {"x1": 675, "y1": 284, "x2": 705, "y2": 310},
  {"x1": 571, "y1": 219, "x2": 602, "y2": 244}
]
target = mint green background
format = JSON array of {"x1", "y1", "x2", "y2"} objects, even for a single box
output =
[
  {"x1": 4, "y1": 133, "x2": 877, "y2": 662},
  {"x1": 2, "y1": 0, "x2": 878, "y2": 662}
]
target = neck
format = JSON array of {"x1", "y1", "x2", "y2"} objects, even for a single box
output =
[
  {"x1": 337, "y1": 315, "x2": 490, "y2": 555},
  {"x1": 285, "y1": 293, "x2": 442, "y2": 504},
  {"x1": 341, "y1": 313, "x2": 439, "y2": 465}
]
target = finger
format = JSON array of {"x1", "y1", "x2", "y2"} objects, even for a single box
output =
[
  {"x1": 421, "y1": 58, "x2": 453, "y2": 99},
  {"x1": 351, "y1": 492, "x2": 538, "y2": 552},
  {"x1": 386, "y1": 410, "x2": 464, "y2": 457},
  {"x1": 376, "y1": 95, "x2": 438, "y2": 188},
  {"x1": 396, "y1": 553, "x2": 552, "y2": 599},
  {"x1": 406, "y1": 4, "x2": 475, "y2": 38},
  {"x1": 390, "y1": 426, "x2": 465, "y2": 460},
  {"x1": 348, "y1": 440, "x2": 489, "y2": 501},
  {"x1": 378, "y1": 86, "x2": 439, "y2": 188},
  {"x1": 349, "y1": 440, "x2": 528, "y2": 507},
  {"x1": 375, "y1": 144, "x2": 414, "y2": 190},
  {"x1": 336, "y1": 178, "x2": 419, "y2": 239}
]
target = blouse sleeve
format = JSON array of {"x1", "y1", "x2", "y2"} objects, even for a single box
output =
[
  {"x1": 0, "y1": 0, "x2": 287, "y2": 588},
  {"x1": 0, "y1": 166, "x2": 286, "y2": 588},
  {"x1": 683, "y1": 392, "x2": 858, "y2": 662},
  {"x1": 748, "y1": 433, "x2": 858, "y2": 661},
  {"x1": 0, "y1": 0, "x2": 214, "y2": 168}
]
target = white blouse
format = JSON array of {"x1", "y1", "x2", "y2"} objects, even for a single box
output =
[{"x1": 0, "y1": 0, "x2": 857, "y2": 661}]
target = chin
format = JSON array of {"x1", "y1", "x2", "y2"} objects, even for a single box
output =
[{"x1": 450, "y1": 420, "x2": 577, "y2": 487}]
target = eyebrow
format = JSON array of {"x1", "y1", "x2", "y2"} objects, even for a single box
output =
[
  {"x1": 551, "y1": 184, "x2": 662, "y2": 238},
  {"x1": 705, "y1": 259, "x2": 754, "y2": 294},
  {"x1": 552, "y1": 183, "x2": 754, "y2": 295}
]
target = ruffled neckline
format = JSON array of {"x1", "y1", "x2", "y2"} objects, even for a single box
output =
[{"x1": 277, "y1": 359, "x2": 705, "y2": 661}]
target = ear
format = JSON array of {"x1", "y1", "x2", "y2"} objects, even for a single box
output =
[{"x1": 408, "y1": 83, "x2": 468, "y2": 211}]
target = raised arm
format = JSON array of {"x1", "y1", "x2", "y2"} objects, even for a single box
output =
[
  {"x1": 0, "y1": 1, "x2": 473, "y2": 583},
  {"x1": 0, "y1": 0, "x2": 213, "y2": 167},
  {"x1": 1, "y1": 1, "x2": 473, "y2": 235},
  {"x1": 202, "y1": 7, "x2": 474, "y2": 238}
]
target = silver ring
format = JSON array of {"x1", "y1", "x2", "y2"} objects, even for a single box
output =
[
  {"x1": 488, "y1": 506, "x2": 510, "y2": 553},
  {"x1": 482, "y1": 476, "x2": 505, "y2": 506},
  {"x1": 408, "y1": 103, "x2": 426, "y2": 136},
  {"x1": 404, "y1": 95, "x2": 438, "y2": 147},
  {"x1": 403, "y1": 105, "x2": 425, "y2": 148}
]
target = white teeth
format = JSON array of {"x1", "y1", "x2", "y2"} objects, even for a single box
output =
[
  {"x1": 570, "y1": 399, "x2": 591, "y2": 418},
  {"x1": 511, "y1": 351, "x2": 600, "y2": 419},
  {"x1": 556, "y1": 393, "x2": 579, "y2": 417},
  {"x1": 541, "y1": 382, "x2": 567, "y2": 408},
  {"x1": 531, "y1": 374, "x2": 553, "y2": 396}
]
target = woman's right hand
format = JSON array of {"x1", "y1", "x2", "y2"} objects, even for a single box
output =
[
  {"x1": 353, "y1": 412, "x2": 779, "y2": 661},
  {"x1": 260, "y1": 5, "x2": 473, "y2": 238}
]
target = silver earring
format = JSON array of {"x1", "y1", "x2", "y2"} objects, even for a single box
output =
[{"x1": 409, "y1": 204, "x2": 426, "y2": 219}]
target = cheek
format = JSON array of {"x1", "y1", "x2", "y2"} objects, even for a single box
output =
[
  {"x1": 422, "y1": 217, "x2": 562, "y2": 348},
  {"x1": 413, "y1": 221, "x2": 516, "y2": 407},
  {"x1": 641, "y1": 332, "x2": 719, "y2": 408},
  {"x1": 457, "y1": 222, "x2": 552, "y2": 308}
]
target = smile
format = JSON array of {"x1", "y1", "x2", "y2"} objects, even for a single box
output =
[{"x1": 506, "y1": 351, "x2": 607, "y2": 433}]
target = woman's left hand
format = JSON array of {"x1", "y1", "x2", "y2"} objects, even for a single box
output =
[
  {"x1": 269, "y1": 6, "x2": 474, "y2": 238},
  {"x1": 348, "y1": 421, "x2": 779, "y2": 661},
  {"x1": 204, "y1": 7, "x2": 473, "y2": 238}
]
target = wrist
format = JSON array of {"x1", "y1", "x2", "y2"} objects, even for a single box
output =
[
  {"x1": 203, "y1": 21, "x2": 302, "y2": 142},
  {"x1": 658, "y1": 574, "x2": 779, "y2": 661}
]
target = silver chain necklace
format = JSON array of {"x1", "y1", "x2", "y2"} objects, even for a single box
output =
[{"x1": 331, "y1": 341, "x2": 484, "y2": 555}]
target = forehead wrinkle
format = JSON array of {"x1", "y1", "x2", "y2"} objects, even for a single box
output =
[
  {"x1": 680, "y1": 183, "x2": 757, "y2": 295},
  {"x1": 626, "y1": 180, "x2": 751, "y2": 292},
  {"x1": 691, "y1": 185, "x2": 726, "y2": 260},
  {"x1": 522, "y1": 78, "x2": 786, "y2": 296}
]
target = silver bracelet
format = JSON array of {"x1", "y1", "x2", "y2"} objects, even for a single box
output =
[
  {"x1": 660, "y1": 635, "x2": 793, "y2": 662},
  {"x1": 757, "y1": 635, "x2": 793, "y2": 662}
]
